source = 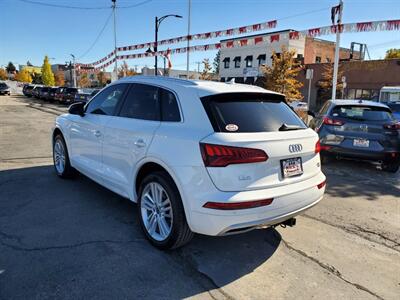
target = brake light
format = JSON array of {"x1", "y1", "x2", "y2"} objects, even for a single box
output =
[
  {"x1": 383, "y1": 122, "x2": 400, "y2": 130},
  {"x1": 315, "y1": 140, "x2": 331, "y2": 153},
  {"x1": 203, "y1": 198, "x2": 273, "y2": 210},
  {"x1": 323, "y1": 117, "x2": 344, "y2": 126},
  {"x1": 200, "y1": 143, "x2": 268, "y2": 167}
]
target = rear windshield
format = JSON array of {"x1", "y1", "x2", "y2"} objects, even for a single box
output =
[
  {"x1": 331, "y1": 105, "x2": 394, "y2": 121},
  {"x1": 201, "y1": 93, "x2": 306, "y2": 133}
]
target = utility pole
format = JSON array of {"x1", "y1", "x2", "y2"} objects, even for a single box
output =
[
  {"x1": 196, "y1": 61, "x2": 201, "y2": 73},
  {"x1": 155, "y1": 16, "x2": 158, "y2": 76},
  {"x1": 70, "y1": 54, "x2": 77, "y2": 87},
  {"x1": 112, "y1": 0, "x2": 118, "y2": 78},
  {"x1": 332, "y1": 0, "x2": 343, "y2": 100},
  {"x1": 186, "y1": 0, "x2": 191, "y2": 78}
]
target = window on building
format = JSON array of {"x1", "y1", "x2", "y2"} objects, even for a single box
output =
[
  {"x1": 315, "y1": 56, "x2": 322, "y2": 63},
  {"x1": 233, "y1": 56, "x2": 241, "y2": 68},
  {"x1": 223, "y1": 57, "x2": 230, "y2": 69},
  {"x1": 297, "y1": 54, "x2": 304, "y2": 60},
  {"x1": 244, "y1": 55, "x2": 253, "y2": 67},
  {"x1": 355, "y1": 89, "x2": 363, "y2": 99},
  {"x1": 257, "y1": 54, "x2": 266, "y2": 66},
  {"x1": 347, "y1": 89, "x2": 356, "y2": 99}
]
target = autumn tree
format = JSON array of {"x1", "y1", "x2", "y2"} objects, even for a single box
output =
[
  {"x1": 41, "y1": 56, "x2": 55, "y2": 86},
  {"x1": 385, "y1": 48, "x2": 400, "y2": 59},
  {"x1": 261, "y1": 46, "x2": 303, "y2": 100},
  {"x1": 15, "y1": 68, "x2": 32, "y2": 83},
  {"x1": 318, "y1": 63, "x2": 344, "y2": 100},
  {"x1": 200, "y1": 58, "x2": 213, "y2": 80},
  {"x1": 118, "y1": 61, "x2": 137, "y2": 78},
  {"x1": 0, "y1": 68, "x2": 7, "y2": 80},
  {"x1": 78, "y1": 73, "x2": 91, "y2": 88},
  {"x1": 213, "y1": 50, "x2": 220, "y2": 74},
  {"x1": 54, "y1": 71, "x2": 65, "y2": 86},
  {"x1": 97, "y1": 71, "x2": 108, "y2": 87}
]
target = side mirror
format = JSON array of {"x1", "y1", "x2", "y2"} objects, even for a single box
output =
[
  {"x1": 68, "y1": 102, "x2": 85, "y2": 116},
  {"x1": 307, "y1": 110, "x2": 316, "y2": 118}
]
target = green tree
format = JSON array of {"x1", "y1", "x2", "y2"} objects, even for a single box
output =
[
  {"x1": 261, "y1": 46, "x2": 303, "y2": 100},
  {"x1": 200, "y1": 58, "x2": 213, "y2": 80},
  {"x1": 0, "y1": 68, "x2": 7, "y2": 80},
  {"x1": 14, "y1": 68, "x2": 32, "y2": 83},
  {"x1": 385, "y1": 48, "x2": 400, "y2": 59},
  {"x1": 41, "y1": 56, "x2": 55, "y2": 86},
  {"x1": 6, "y1": 62, "x2": 16, "y2": 74},
  {"x1": 213, "y1": 50, "x2": 220, "y2": 74}
]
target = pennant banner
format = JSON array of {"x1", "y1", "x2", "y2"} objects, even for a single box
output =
[{"x1": 80, "y1": 19, "x2": 400, "y2": 72}]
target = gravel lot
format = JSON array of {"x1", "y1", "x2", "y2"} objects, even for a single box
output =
[{"x1": 1, "y1": 94, "x2": 399, "y2": 300}]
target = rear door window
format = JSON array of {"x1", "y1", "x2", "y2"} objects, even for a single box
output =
[
  {"x1": 119, "y1": 83, "x2": 160, "y2": 121},
  {"x1": 201, "y1": 93, "x2": 306, "y2": 132},
  {"x1": 330, "y1": 105, "x2": 394, "y2": 121},
  {"x1": 160, "y1": 89, "x2": 181, "y2": 122}
]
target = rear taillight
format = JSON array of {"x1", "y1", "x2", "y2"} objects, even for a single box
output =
[
  {"x1": 323, "y1": 117, "x2": 344, "y2": 126},
  {"x1": 200, "y1": 143, "x2": 268, "y2": 167},
  {"x1": 317, "y1": 180, "x2": 326, "y2": 189},
  {"x1": 315, "y1": 140, "x2": 331, "y2": 153},
  {"x1": 383, "y1": 122, "x2": 400, "y2": 130},
  {"x1": 203, "y1": 198, "x2": 273, "y2": 210}
]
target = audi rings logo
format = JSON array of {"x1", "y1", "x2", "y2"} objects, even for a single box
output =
[{"x1": 289, "y1": 144, "x2": 303, "y2": 153}]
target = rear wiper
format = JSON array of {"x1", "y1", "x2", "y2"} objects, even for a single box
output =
[{"x1": 279, "y1": 123, "x2": 303, "y2": 131}]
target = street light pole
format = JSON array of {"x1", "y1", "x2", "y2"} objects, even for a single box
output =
[
  {"x1": 154, "y1": 14, "x2": 182, "y2": 76},
  {"x1": 186, "y1": 0, "x2": 191, "y2": 78},
  {"x1": 332, "y1": 0, "x2": 343, "y2": 100},
  {"x1": 70, "y1": 54, "x2": 77, "y2": 87},
  {"x1": 112, "y1": 0, "x2": 118, "y2": 77}
]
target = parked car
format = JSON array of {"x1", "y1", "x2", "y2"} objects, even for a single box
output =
[
  {"x1": 47, "y1": 87, "x2": 59, "y2": 102},
  {"x1": 32, "y1": 86, "x2": 43, "y2": 98},
  {"x1": 39, "y1": 87, "x2": 50, "y2": 100},
  {"x1": 52, "y1": 76, "x2": 326, "y2": 249},
  {"x1": 289, "y1": 101, "x2": 308, "y2": 111},
  {"x1": 54, "y1": 87, "x2": 66, "y2": 103},
  {"x1": 23, "y1": 84, "x2": 34, "y2": 96},
  {"x1": 61, "y1": 87, "x2": 79, "y2": 104},
  {"x1": 309, "y1": 99, "x2": 400, "y2": 173},
  {"x1": 73, "y1": 88, "x2": 99, "y2": 103},
  {"x1": 0, "y1": 82, "x2": 11, "y2": 95}
]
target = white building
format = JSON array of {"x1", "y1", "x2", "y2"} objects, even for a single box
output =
[{"x1": 219, "y1": 29, "x2": 305, "y2": 84}]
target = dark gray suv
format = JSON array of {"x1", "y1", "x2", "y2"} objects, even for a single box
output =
[{"x1": 309, "y1": 100, "x2": 400, "y2": 173}]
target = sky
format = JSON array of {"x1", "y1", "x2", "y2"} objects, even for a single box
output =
[{"x1": 0, "y1": 0, "x2": 399, "y2": 72}]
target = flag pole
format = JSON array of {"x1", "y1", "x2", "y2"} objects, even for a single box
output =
[{"x1": 332, "y1": 0, "x2": 343, "y2": 100}]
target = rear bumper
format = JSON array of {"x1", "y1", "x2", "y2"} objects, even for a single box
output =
[
  {"x1": 175, "y1": 165, "x2": 326, "y2": 236},
  {"x1": 321, "y1": 145, "x2": 399, "y2": 162}
]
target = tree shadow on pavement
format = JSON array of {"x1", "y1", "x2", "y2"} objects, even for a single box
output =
[
  {"x1": 322, "y1": 159, "x2": 399, "y2": 201},
  {"x1": 0, "y1": 165, "x2": 281, "y2": 299}
]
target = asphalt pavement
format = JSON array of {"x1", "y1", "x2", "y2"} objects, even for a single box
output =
[{"x1": 1, "y1": 94, "x2": 399, "y2": 300}]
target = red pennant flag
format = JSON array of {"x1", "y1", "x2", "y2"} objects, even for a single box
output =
[
  {"x1": 308, "y1": 28, "x2": 321, "y2": 36},
  {"x1": 226, "y1": 29, "x2": 234, "y2": 35},
  {"x1": 356, "y1": 22, "x2": 373, "y2": 31},
  {"x1": 253, "y1": 24, "x2": 261, "y2": 31},
  {"x1": 215, "y1": 43, "x2": 221, "y2": 49},
  {"x1": 239, "y1": 26, "x2": 246, "y2": 34},
  {"x1": 240, "y1": 39, "x2": 248, "y2": 46},
  {"x1": 226, "y1": 41, "x2": 234, "y2": 48},
  {"x1": 387, "y1": 20, "x2": 400, "y2": 30},
  {"x1": 267, "y1": 20, "x2": 277, "y2": 28}
]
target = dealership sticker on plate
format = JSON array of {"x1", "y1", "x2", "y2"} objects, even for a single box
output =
[{"x1": 225, "y1": 124, "x2": 239, "y2": 132}]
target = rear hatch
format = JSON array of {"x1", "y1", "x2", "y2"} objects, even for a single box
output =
[
  {"x1": 200, "y1": 92, "x2": 320, "y2": 192},
  {"x1": 322, "y1": 104, "x2": 399, "y2": 151}
]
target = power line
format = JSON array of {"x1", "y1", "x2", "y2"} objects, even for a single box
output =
[
  {"x1": 14, "y1": 0, "x2": 153, "y2": 10},
  {"x1": 78, "y1": 11, "x2": 114, "y2": 60}
]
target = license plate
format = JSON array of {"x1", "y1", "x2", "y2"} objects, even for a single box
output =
[
  {"x1": 281, "y1": 157, "x2": 303, "y2": 178},
  {"x1": 353, "y1": 138, "x2": 369, "y2": 147}
]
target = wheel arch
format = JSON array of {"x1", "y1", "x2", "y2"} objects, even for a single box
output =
[{"x1": 133, "y1": 158, "x2": 193, "y2": 228}]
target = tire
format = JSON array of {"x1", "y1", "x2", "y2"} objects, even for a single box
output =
[
  {"x1": 53, "y1": 134, "x2": 78, "y2": 178},
  {"x1": 138, "y1": 171, "x2": 193, "y2": 250},
  {"x1": 382, "y1": 162, "x2": 399, "y2": 173}
]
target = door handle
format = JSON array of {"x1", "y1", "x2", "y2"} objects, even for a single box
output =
[
  {"x1": 134, "y1": 139, "x2": 146, "y2": 148},
  {"x1": 94, "y1": 130, "x2": 102, "y2": 137}
]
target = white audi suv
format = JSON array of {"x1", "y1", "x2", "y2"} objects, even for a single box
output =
[{"x1": 52, "y1": 76, "x2": 326, "y2": 249}]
